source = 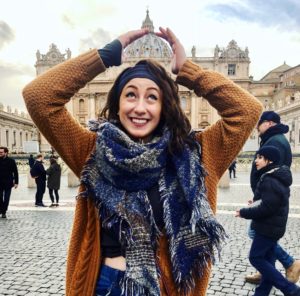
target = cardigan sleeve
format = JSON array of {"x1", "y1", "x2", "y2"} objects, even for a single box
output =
[
  {"x1": 176, "y1": 60, "x2": 263, "y2": 180},
  {"x1": 23, "y1": 49, "x2": 106, "y2": 177}
]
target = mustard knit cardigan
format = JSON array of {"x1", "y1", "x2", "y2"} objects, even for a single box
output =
[{"x1": 23, "y1": 49, "x2": 262, "y2": 296}]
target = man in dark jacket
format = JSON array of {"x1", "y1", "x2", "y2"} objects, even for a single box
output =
[
  {"x1": 30, "y1": 154, "x2": 46, "y2": 207},
  {"x1": 250, "y1": 111, "x2": 292, "y2": 192},
  {"x1": 28, "y1": 154, "x2": 35, "y2": 168},
  {"x1": 246, "y1": 111, "x2": 300, "y2": 284},
  {"x1": 237, "y1": 145, "x2": 300, "y2": 296},
  {"x1": 0, "y1": 147, "x2": 19, "y2": 218}
]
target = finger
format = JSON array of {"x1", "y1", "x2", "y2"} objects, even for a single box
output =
[
  {"x1": 119, "y1": 28, "x2": 148, "y2": 48},
  {"x1": 127, "y1": 29, "x2": 147, "y2": 43},
  {"x1": 166, "y1": 27, "x2": 177, "y2": 42},
  {"x1": 156, "y1": 27, "x2": 171, "y2": 42},
  {"x1": 159, "y1": 27, "x2": 168, "y2": 36}
]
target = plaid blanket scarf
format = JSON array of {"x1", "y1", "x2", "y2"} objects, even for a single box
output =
[{"x1": 81, "y1": 121, "x2": 226, "y2": 295}]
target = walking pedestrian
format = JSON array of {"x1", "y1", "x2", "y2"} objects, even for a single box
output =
[
  {"x1": 28, "y1": 154, "x2": 35, "y2": 168},
  {"x1": 236, "y1": 145, "x2": 300, "y2": 296},
  {"x1": 46, "y1": 157, "x2": 61, "y2": 207},
  {"x1": 30, "y1": 154, "x2": 46, "y2": 207},
  {"x1": 0, "y1": 147, "x2": 19, "y2": 218},
  {"x1": 228, "y1": 159, "x2": 237, "y2": 178},
  {"x1": 23, "y1": 27, "x2": 262, "y2": 296},
  {"x1": 245, "y1": 111, "x2": 300, "y2": 284}
]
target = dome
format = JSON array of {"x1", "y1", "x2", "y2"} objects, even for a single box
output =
[{"x1": 124, "y1": 10, "x2": 172, "y2": 59}]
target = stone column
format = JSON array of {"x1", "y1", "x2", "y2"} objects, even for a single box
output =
[
  {"x1": 9, "y1": 128, "x2": 13, "y2": 150},
  {"x1": 218, "y1": 171, "x2": 230, "y2": 188},
  {"x1": 67, "y1": 169, "x2": 80, "y2": 187},
  {"x1": 0, "y1": 126, "x2": 5, "y2": 146},
  {"x1": 27, "y1": 172, "x2": 36, "y2": 188},
  {"x1": 89, "y1": 94, "x2": 96, "y2": 119},
  {"x1": 190, "y1": 95, "x2": 198, "y2": 128}
]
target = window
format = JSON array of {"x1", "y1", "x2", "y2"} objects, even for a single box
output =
[
  {"x1": 180, "y1": 96, "x2": 187, "y2": 110},
  {"x1": 79, "y1": 99, "x2": 85, "y2": 113},
  {"x1": 228, "y1": 64, "x2": 236, "y2": 76}
]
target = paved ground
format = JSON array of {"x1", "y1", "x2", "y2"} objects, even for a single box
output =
[{"x1": 0, "y1": 172, "x2": 299, "y2": 295}]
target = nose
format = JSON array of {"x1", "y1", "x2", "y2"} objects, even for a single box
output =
[{"x1": 133, "y1": 98, "x2": 146, "y2": 114}]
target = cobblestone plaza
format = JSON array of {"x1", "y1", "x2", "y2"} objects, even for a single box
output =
[{"x1": 0, "y1": 172, "x2": 299, "y2": 295}]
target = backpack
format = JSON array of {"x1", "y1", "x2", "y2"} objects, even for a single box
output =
[{"x1": 30, "y1": 163, "x2": 37, "y2": 178}]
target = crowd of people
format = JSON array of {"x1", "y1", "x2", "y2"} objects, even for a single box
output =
[{"x1": 0, "y1": 151, "x2": 62, "y2": 217}]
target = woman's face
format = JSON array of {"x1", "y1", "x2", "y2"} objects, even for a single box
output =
[{"x1": 119, "y1": 78, "x2": 162, "y2": 142}]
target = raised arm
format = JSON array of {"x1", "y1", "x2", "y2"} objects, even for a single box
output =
[
  {"x1": 23, "y1": 50, "x2": 102, "y2": 177},
  {"x1": 157, "y1": 27, "x2": 262, "y2": 180},
  {"x1": 23, "y1": 29, "x2": 149, "y2": 177},
  {"x1": 176, "y1": 61, "x2": 262, "y2": 180}
]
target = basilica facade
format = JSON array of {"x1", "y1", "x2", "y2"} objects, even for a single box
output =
[
  {"x1": 33, "y1": 10, "x2": 300, "y2": 153},
  {"x1": 65, "y1": 11, "x2": 251, "y2": 132}
]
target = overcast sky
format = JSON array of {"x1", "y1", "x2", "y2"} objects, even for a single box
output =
[{"x1": 1, "y1": 0, "x2": 300, "y2": 112}]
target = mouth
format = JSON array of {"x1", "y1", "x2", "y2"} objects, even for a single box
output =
[{"x1": 130, "y1": 117, "x2": 149, "y2": 126}]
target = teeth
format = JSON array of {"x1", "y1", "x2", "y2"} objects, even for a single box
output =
[{"x1": 132, "y1": 118, "x2": 147, "y2": 124}]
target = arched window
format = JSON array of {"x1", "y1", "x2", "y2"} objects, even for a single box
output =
[{"x1": 79, "y1": 99, "x2": 85, "y2": 113}]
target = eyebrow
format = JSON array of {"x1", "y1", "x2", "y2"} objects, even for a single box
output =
[{"x1": 125, "y1": 84, "x2": 160, "y2": 92}]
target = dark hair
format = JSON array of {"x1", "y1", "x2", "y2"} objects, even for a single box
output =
[
  {"x1": 50, "y1": 157, "x2": 57, "y2": 165},
  {"x1": 100, "y1": 59, "x2": 194, "y2": 154},
  {"x1": 36, "y1": 154, "x2": 43, "y2": 159},
  {"x1": 257, "y1": 145, "x2": 280, "y2": 165},
  {"x1": 0, "y1": 146, "x2": 8, "y2": 153}
]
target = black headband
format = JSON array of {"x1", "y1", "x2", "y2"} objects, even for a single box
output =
[{"x1": 116, "y1": 64, "x2": 160, "y2": 97}]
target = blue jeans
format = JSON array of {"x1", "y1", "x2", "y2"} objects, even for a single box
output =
[
  {"x1": 249, "y1": 233, "x2": 298, "y2": 296},
  {"x1": 95, "y1": 265, "x2": 125, "y2": 296},
  {"x1": 248, "y1": 223, "x2": 294, "y2": 269}
]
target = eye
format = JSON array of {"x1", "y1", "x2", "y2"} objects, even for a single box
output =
[
  {"x1": 125, "y1": 91, "x2": 136, "y2": 99},
  {"x1": 148, "y1": 94, "x2": 158, "y2": 101}
]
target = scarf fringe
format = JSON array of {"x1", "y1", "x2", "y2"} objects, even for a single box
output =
[
  {"x1": 120, "y1": 274, "x2": 159, "y2": 296},
  {"x1": 175, "y1": 247, "x2": 214, "y2": 295}
]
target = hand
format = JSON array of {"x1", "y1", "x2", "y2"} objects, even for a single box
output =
[
  {"x1": 235, "y1": 210, "x2": 240, "y2": 217},
  {"x1": 118, "y1": 28, "x2": 149, "y2": 49},
  {"x1": 156, "y1": 27, "x2": 186, "y2": 74}
]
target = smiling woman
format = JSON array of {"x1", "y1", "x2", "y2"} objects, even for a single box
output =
[{"x1": 22, "y1": 27, "x2": 262, "y2": 296}]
